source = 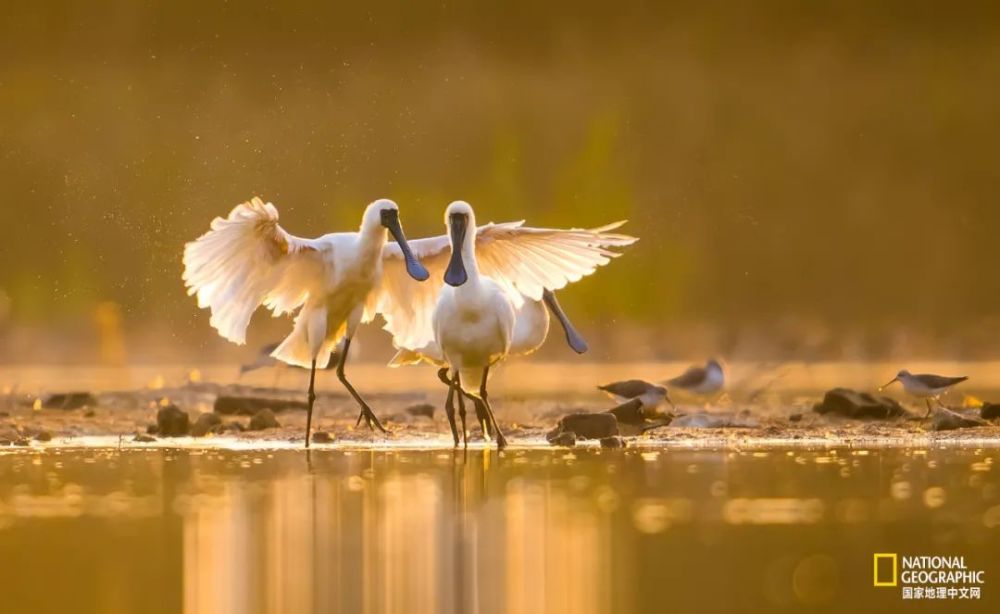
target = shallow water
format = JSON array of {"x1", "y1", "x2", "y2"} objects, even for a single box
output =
[{"x1": 0, "y1": 447, "x2": 997, "y2": 613}]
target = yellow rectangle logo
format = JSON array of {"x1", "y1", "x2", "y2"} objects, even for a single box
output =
[{"x1": 874, "y1": 553, "x2": 898, "y2": 587}]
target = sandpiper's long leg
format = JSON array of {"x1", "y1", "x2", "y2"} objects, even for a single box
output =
[
  {"x1": 304, "y1": 359, "x2": 317, "y2": 449},
  {"x1": 439, "y1": 368, "x2": 459, "y2": 446},
  {"x1": 924, "y1": 398, "x2": 934, "y2": 419},
  {"x1": 479, "y1": 365, "x2": 508, "y2": 450},
  {"x1": 543, "y1": 289, "x2": 588, "y2": 354},
  {"x1": 339, "y1": 338, "x2": 386, "y2": 434},
  {"x1": 455, "y1": 372, "x2": 468, "y2": 447}
]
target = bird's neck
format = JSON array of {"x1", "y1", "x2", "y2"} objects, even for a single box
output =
[
  {"x1": 459, "y1": 224, "x2": 481, "y2": 282},
  {"x1": 358, "y1": 225, "x2": 388, "y2": 261}
]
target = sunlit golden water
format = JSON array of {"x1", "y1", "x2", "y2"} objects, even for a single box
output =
[{"x1": 0, "y1": 447, "x2": 997, "y2": 613}]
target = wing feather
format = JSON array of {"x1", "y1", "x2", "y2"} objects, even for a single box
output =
[
  {"x1": 376, "y1": 220, "x2": 637, "y2": 349},
  {"x1": 182, "y1": 197, "x2": 328, "y2": 344}
]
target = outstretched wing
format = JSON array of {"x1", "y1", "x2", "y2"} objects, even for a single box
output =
[
  {"x1": 375, "y1": 220, "x2": 637, "y2": 349},
  {"x1": 182, "y1": 197, "x2": 328, "y2": 344}
]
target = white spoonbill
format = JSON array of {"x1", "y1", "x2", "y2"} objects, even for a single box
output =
[
  {"x1": 377, "y1": 200, "x2": 637, "y2": 448},
  {"x1": 390, "y1": 289, "x2": 587, "y2": 440},
  {"x1": 182, "y1": 197, "x2": 429, "y2": 446}
]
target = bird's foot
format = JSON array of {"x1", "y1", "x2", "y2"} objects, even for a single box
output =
[{"x1": 355, "y1": 407, "x2": 388, "y2": 434}]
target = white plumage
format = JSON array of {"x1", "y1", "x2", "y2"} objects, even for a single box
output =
[
  {"x1": 378, "y1": 215, "x2": 637, "y2": 351},
  {"x1": 182, "y1": 196, "x2": 430, "y2": 443},
  {"x1": 389, "y1": 200, "x2": 637, "y2": 448}
]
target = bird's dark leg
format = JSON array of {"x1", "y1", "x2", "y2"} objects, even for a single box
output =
[
  {"x1": 472, "y1": 395, "x2": 493, "y2": 440},
  {"x1": 455, "y1": 372, "x2": 468, "y2": 447},
  {"x1": 439, "y1": 368, "x2": 459, "y2": 446},
  {"x1": 924, "y1": 398, "x2": 934, "y2": 419},
  {"x1": 339, "y1": 338, "x2": 386, "y2": 434},
  {"x1": 479, "y1": 365, "x2": 507, "y2": 450},
  {"x1": 304, "y1": 359, "x2": 317, "y2": 449},
  {"x1": 543, "y1": 289, "x2": 588, "y2": 354}
]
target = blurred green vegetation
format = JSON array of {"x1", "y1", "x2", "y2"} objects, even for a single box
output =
[{"x1": 1, "y1": 1, "x2": 999, "y2": 361}]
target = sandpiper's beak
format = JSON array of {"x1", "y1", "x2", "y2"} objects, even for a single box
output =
[
  {"x1": 444, "y1": 213, "x2": 468, "y2": 287},
  {"x1": 381, "y1": 209, "x2": 429, "y2": 281},
  {"x1": 664, "y1": 389, "x2": 676, "y2": 410},
  {"x1": 878, "y1": 377, "x2": 899, "y2": 391}
]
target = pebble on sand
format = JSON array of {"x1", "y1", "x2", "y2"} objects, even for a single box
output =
[
  {"x1": 249, "y1": 408, "x2": 280, "y2": 431},
  {"x1": 156, "y1": 404, "x2": 190, "y2": 437},
  {"x1": 190, "y1": 412, "x2": 224, "y2": 437},
  {"x1": 548, "y1": 431, "x2": 577, "y2": 447},
  {"x1": 214, "y1": 396, "x2": 308, "y2": 416},
  {"x1": 311, "y1": 431, "x2": 334, "y2": 444},
  {"x1": 133, "y1": 434, "x2": 156, "y2": 443},
  {"x1": 981, "y1": 402, "x2": 1000, "y2": 421},
  {"x1": 43, "y1": 392, "x2": 98, "y2": 410},
  {"x1": 600, "y1": 436, "x2": 627, "y2": 449},
  {"x1": 405, "y1": 403, "x2": 436, "y2": 419}
]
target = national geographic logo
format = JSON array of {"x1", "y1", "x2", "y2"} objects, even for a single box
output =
[
  {"x1": 874, "y1": 553, "x2": 897, "y2": 587},
  {"x1": 873, "y1": 553, "x2": 985, "y2": 601}
]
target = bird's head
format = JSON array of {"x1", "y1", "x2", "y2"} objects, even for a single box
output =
[
  {"x1": 366, "y1": 198, "x2": 429, "y2": 281},
  {"x1": 880, "y1": 369, "x2": 910, "y2": 390}
]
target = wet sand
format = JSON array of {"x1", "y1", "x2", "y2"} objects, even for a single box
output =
[{"x1": 2, "y1": 362, "x2": 1000, "y2": 450}]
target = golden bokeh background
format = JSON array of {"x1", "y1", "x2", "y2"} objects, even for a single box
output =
[{"x1": 1, "y1": 1, "x2": 998, "y2": 362}]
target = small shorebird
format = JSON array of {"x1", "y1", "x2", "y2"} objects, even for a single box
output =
[
  {"x1": 667, "y1": 358, "x2": 726, "y2": 397},
  {"x1": 880, "y1": 369, "x2": 968, "y2": 417},
  {"x1": 382, "y1": 201, "x2": 636, "y2": 449},
  {"x1": 598, "y1": 380, "x2": 674, "y2": 413},
  {"x1": 184, "y1": 197, "x2": 429, "y2": 446}
]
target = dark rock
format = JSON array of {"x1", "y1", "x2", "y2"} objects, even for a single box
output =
[
  {"x1": 190, "y1": 412, "x2": 224, "y2": 437},
  {"x1": 214, "y1": 395, "x2": 308, "y2": 416},
  {"x1": 405, "y1": 403, "x2": 435, "y2": 419},
  {"x1": 249, "y1": 408, "x2": 280, "y2": 431},
  {"x1": 812, "y1": 388, "x2": 908, "y2": 419},
  {"x1": 606, "y1": 398, "x2": 647, "y2": 426},
  {"x1": 932, "y1": 409, "x2": 987, "y2": 431},
  {"x1": 311, "y1": 431, "x2": 334, "y2": 444},
  {"x1": 43, "y1": 392, "x2": 98, "y2": 410},
  {"x1": 34, "y1": 430, "x2": 52, "y2": 442},
  {"x1": 548, "y1": 431, "x2": 577, "y2": 447},
  {"x1": 156, "y1": 404, "x2": 190, "y2": 437},
  {"x1": 83, "y1": 409, "x2": 96, "y2": 418},
  {"x1": 12, "y1": 437, "x2": 30, "y2": 446},
  {"x1": 0, "y1": 411, "x2": 9, "y2": 418},
  {"x1": 600, "y1": 436, "x2": 626, "y2": 449},
  {"x1": 788, "y1": 413, "x2": 803, "y2": 422},
  {"x1": 548, "y1": 412, "x2": 619, "y2": 441},
  {"x1": 133, "y1": 434, "x2": 157, "y2": 443},
  {"x1": 981, "y1": 402, "x2": 1000, "y2": 420}
]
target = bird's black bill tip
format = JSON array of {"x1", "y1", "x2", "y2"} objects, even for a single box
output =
[
  {"x1": 444, "y1": 257, "x2": 467, "y2": 286},
  {"x1": 445, "y1": 214, "x2": 468, "y2": 286},
  {"x1": 382, "y1": 209, "x2": 430, "y2": 281}
]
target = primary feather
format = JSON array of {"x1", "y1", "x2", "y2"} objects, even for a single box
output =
[{"x1": 182, "y1": 197, "x2": 328, "y2": 346}]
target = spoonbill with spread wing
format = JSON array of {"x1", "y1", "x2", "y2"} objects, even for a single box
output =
[
  {"x1": 183, "y1": 197, "x2": 429, "y2": 446},
  {"x1": 378, "y1": 201, "x2": 637, "y2": 449}
]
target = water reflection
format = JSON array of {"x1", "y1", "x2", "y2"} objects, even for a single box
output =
[{"x1": 0, "y1": 447, "x2": 998, "y2": 613}]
